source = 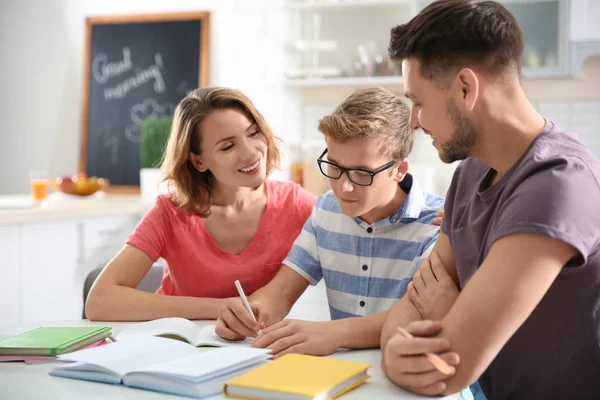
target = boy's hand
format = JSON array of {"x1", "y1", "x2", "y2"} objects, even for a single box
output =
[
  {"x1": 408, "y1": 252, "x2": 459, "y2": 321},
  {"x1": 382, "y1": 320, "x2": 460, "y2": 396},
  {"x1": 251, "y1": 319, "x2": 339, "y2": 357},
  {"x1": 433, "y1": 210, "x2": 444, "y2": 225}
]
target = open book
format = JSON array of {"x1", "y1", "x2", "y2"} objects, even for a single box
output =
[
  {"x1": 50, "y1": 336, "x2": 271, "y2": 399},
  {"x1": 116, "y1": 317, "x2": 254, "y2": 347}
]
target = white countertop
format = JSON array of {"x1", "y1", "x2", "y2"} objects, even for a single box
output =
[{"x1": 0, "y1": 193, "x2": 151, "y2": 226}]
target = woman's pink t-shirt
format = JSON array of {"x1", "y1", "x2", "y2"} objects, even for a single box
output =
[{"x1": 126, "y1": 180, "x2": 316, "y2": 298}]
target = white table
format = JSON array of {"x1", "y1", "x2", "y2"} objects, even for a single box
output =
[{"x1": 0, "y1": 319, "x2": 458, "y2": 400}]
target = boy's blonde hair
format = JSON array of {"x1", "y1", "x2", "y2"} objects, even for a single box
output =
[
  {"x1": 160, "y1": 87, "x2": 280, "y2": 217},
  {"x1": 317, "y1": 87, "x2": 413, "y2": 160}
]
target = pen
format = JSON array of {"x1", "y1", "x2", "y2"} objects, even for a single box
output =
[
  {"x1": 234, "y1": 280, "x2": 259, "y2": 328},
  {"x1": 396, "y1": 327, "x2": 454, "y2": 375}
]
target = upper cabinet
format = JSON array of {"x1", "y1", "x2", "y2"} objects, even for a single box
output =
[
  {"x1": 419, "y1": 0, "x2": 571, "y2": 78},
  {"x1": 569, "y1": 0, "x2": 600, "y2": 76},
  {"x1": 285, "y1": 0, "x2": 600, "y2": 85},
  {"x1": 503, "y1": 0, "x2": 570, "y2": 78},
  {"x1": 284, "y1": 0, "x2": 415, "y2": 87},
  {"x1": 570, "y1": 0, "x2": 600, "y2": 41}
]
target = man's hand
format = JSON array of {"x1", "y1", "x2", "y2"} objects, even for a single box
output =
[
  {"x1": 216, "y1": 298, "x2": 286, "y2": 341},
  {"x1": 382, "y1": 320, "x2": 460, "y2": 396},
  {"x1": 433, "y1": 210, "x2": 444, "y2": 226},
  {"x1": 408, "y1": 252, "x2": 459, "y2": 320},
  {"x1": 251, "y1": 319, "x2": 339, "y2": 357}
]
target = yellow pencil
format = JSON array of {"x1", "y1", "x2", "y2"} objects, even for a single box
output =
[{"x1": 396, "y1": 327, "x2": 454, "y2": 375}]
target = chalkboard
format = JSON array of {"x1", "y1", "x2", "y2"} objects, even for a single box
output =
[{"x1": 79, "y1": 12, "x2": 209, "y2": 193}]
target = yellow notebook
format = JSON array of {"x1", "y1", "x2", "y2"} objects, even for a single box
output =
[{"x1": 224, "y1": 353, "x2": 371, "y2": 400}]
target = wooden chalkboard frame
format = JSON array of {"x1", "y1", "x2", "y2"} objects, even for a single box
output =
[{"x1": 79, "y1": 12, "x2": 210, "y2": 193}]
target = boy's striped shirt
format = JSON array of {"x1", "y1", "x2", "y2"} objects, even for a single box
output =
[{"x1": 284, "y1": 174, "x2": 444, "y2": 319}]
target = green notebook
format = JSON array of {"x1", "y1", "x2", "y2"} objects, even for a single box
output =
[{"x1": 0, "y1": 326, "x2": 111, "y2": 356}]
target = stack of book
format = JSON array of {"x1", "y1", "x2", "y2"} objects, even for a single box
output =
[{"x1": 0, "y1": 326, "x2": 112, "y2": 363}]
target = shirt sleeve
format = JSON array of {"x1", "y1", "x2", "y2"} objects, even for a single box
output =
[
  {"x1": 441, "y1": 162, "x2": 464, "y2": 236},
  {"x1": 407, "y1": 230, "x2": 440, "y2": 277},
  {"x1": 489, "y1": 156, "x2": 600, "y2": 265},
  {"x1": 283, "y1": 206, "x2": 323, "y2": 285},
  {"x1": 295, "y1": 185, "x2": 317, "y2": 224},
  {"x1": 126, "y1": 196, "x2": 171, "y2": 261}
]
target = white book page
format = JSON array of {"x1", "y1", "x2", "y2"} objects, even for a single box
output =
[
  {"x1": 116, "y1": 317, "x2": 203, "y2": 345},
  {"x1": 130, "y1": 347, "x2": 271, "y2": 381},
  {"x1": 56, "y1": 336, "x2": 197, "y2": 377},
  {"x1": 196, "y1": 325, "x2": 255, "y2": 347}
]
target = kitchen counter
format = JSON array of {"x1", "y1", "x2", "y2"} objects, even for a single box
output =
[{"x1": 0, "y1": 193, "x2": 151, "y2": 226}]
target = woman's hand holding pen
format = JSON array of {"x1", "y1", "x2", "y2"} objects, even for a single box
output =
[
  {"x1": 215, "y1": 297, "x2": 287, "y2": 341},
  {"x1": 216, "y1": 298, "x2": 263, "y2": 340}
]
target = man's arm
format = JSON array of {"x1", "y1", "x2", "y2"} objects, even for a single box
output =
[
  {"x1": 439, "y1": 233, "x2": 574, "y2": 393},
  {"x1": 381, "y1": 231, "x2": 458, "y2": 348}
]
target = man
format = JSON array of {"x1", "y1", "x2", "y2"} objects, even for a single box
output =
[{"x1": 380, "y1": 1, "x2": 600, "y2": 399}]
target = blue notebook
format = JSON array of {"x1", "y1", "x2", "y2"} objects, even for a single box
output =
[{"x1": 50, "y1": 337, "x2": 271, "y2": 399}]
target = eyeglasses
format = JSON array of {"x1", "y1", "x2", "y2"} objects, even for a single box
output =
[{"x1": 316, "y1": 149, "x2": 397, "y2": 187}]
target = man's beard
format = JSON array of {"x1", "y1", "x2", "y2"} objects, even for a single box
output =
[{"x1": 439, "y1": 100, "x2": 477, "y2": 163}]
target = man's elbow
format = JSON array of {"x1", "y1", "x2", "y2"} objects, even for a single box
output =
[{"x1": 442, "y1": 368, "x2": 481, "y2": 396}]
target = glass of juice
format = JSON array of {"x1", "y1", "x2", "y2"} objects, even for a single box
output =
[{"x1": 29, "y1": 170, "x2": 50, "y2": 205}]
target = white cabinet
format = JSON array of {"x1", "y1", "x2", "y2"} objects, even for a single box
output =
[
  {"x1": 20, "y1": 222, "x2": 81, "y2": 324},
  {"x1": 284, "y1": 0, "x2": 413, "y2": 84},
  {"x1": 0, "y1": 213, "x2": 143, "y2": 327},
  {"x1": 78, "y1": 215, "x2": 140, "y2": 267},
  {"x1": 0, "y1": 226, "x2": 20, "y2": 326},
  {"x1": 570, "y1": 0, "x2": 600, "y2": 76},
  {"x1": 417, "y1": 0, "x2": 571, "y2": 78},
  {"x1": 571, "y1": 0, "x2": 600, "y2": 41}
]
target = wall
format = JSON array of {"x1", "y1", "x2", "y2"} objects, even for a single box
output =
[
  {"x1": 1, "y1": 0, "x2": 599, "y2": 195},
  {"x1": 295, "y1": 56, "x2": 600, "y2": 196},
  {"x1": 0, "y1": 0, "x2": 297, "y2": 194}
]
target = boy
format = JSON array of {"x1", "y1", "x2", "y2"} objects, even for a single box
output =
[
  {"x1": 216, "y1": 87, "x2": 443, "y2": 355},
  {"x1": 380, "y1": 1, "x2": 600, "y2": 399}
]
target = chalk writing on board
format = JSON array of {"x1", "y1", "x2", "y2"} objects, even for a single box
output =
[
  {"x1": 125, "y1": 98, "x2": 174, "y2": 144},
  {"x1": 92, "y1": 47, "x2": 132, "y2": 84},
  {"x1": 95, "y1": 123, "x2": 120, "y2": 166},
  {"x1": 93, "y1": 47, "x2": 166, "y2": 103}
]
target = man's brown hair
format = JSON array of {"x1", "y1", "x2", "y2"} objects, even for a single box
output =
[
  {"x1": 317, "y1": 87, "x2": 413, "y2": 160},
  {"x1": 160, "y1": 87, "x2": 280, "y2": 217},
  {"x1": 389, "y1": 0, "x2": 524, "y2": 85}
]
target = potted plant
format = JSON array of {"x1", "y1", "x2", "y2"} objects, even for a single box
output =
[{"x1": 139, "y1": 116, "x2": 172, "y2": 203}]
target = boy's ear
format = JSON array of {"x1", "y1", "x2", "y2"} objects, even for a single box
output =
[
  {"x1": 189, "y1": 153, "x2": 207, "y2": 172},
  {"x1": 393, "y1": 159, "x2": 410, "y2": 182}
]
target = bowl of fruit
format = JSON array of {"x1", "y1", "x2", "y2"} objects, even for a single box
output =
[{"x1": 53, "y1": 173, "x2": 109, "y2": 196}]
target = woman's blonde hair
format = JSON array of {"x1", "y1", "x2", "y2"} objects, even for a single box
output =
[
  {"x1": 317, "y1": 87, "x2": 413, "y2": 160},
  {"x1": 160, "y1": 87, "x2": 280, "y2": 217}
]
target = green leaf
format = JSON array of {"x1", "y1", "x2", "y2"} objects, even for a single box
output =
[{"x1": 140, "y1": 116, "x2": 173, "y2": 169}]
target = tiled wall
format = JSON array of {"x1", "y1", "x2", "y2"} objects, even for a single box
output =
[
  {"x1": 296, "y1": 98, "x2": 600, "y2": 197},
  {"x1": 534, "y1": 99, "x2": 600, "y2": 157},
  {"x1": 301, "y1": 99, "x2": 600, "y2": 156}
]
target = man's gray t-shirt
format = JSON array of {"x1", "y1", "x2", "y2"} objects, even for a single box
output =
[{"x1": 442, "y1": 120, "x2": 600, "y2": 400}]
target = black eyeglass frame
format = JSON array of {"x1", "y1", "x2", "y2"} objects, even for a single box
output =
[{"x1": 316, "y1": 149, "x2": 398, "y2": 187}]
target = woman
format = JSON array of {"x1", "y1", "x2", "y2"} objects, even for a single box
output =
[{"x1": 85, "y1": 87, "x2": 316, "y2": 321}]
